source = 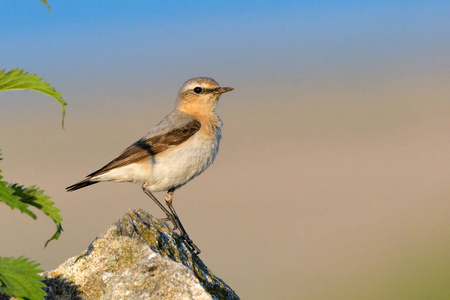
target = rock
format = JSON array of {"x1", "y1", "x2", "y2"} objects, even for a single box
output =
[{"x1": 42, "y1": 209, "x2": 240, "y2": 300}]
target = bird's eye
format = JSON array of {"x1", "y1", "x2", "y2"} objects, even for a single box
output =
[{"x1": 193, "y1": 87, "x2": 202, "y2": 94}]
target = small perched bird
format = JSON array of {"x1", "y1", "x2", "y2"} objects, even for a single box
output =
[{"x1": 66, "y1": 77, "x2": 233, "y2": 254}]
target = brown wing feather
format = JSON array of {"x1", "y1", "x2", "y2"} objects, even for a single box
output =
[{"x1": 87, "y1": 120, "x2": 201, "y2": 177}]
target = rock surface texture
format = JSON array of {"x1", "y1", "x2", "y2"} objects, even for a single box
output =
[{"x1": 42, "y1": 209, "x2": 239, "y2": 300}]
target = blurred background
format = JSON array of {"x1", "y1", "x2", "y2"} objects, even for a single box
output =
[{"x1": 1, "y1": 1, "x2": 449, "y2": 299}]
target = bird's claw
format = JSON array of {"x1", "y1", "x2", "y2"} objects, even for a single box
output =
[
  {"x1": 161, "y1": 215, "x2": 179, "y2": 231},
  {"x1": 181, "y1": 235, "x2": 201, "y2": 254},
  {"x1": 160, "y1": 217, "x2": 200, "y2": 254}
]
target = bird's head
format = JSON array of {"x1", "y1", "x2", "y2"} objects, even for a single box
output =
[{"x1": 176, "y1": 77, "x2": 233, "y2": 115}]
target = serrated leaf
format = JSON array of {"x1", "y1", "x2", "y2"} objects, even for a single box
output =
[
  {"x1": 8, "y1": 184, "x2": 64, "y2": 246},
  {"x1": 0, "y1": 68, "x2": 66, "y2": 127},
  {"x1": 0, "y1": 256, "x2": 46, "y2": 300},
  {"x1": 0, "y1": 173, "x2": 37, "y2": 220},
  {"x1": 0, "y1": 151, "x2": 63, "y2": 246},
  {"x1": 39, "y1": 0, "x2": 52, "y2": 13},
  {"x1": 0, "y1": 182, "x2": 38, "y2": 220}
]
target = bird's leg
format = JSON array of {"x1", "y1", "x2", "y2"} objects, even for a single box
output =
[
  {"x1": 165, "y1": 189, "x2": 201, "y2": 254},
  {"x1": 141, "y1": 183, "x2": 178, "y2": 230}
]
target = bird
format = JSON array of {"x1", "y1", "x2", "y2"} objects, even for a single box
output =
[{"x1": 66, "y1": 77, "x2": 233, "y2": 254}]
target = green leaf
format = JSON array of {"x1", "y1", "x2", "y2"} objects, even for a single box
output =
[
  {"x1": 0, "y1": 68, "x2": 66, "y2": 127},
  {"x1": 39, "y1": 0, "x2": 52, "y2": 13},
  {"x1": 0, "y1": 256, "x2": 46, "y2": 300},
  {"x1": 0, "y1": 151, "x2": 63, "y2": 246},
  {"x1": 8, "y1": 184, "x2": 64, "y2": 247},
  {"x1": 0, "y1": 173, "x2": 37, "y2": 220}
]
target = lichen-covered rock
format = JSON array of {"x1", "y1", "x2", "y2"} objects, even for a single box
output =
[{"x1": 42, "y1": 209, "x2": 239, "y2": 300}]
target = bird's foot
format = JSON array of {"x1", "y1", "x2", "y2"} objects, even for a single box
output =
[
  {"x1": 161, "y1": 214, "x2": 179, "y2": 231},
  {"x1": 160, "y1": 217, "x2": 200, "y2": 254},
  {"x1": 181, "y1": 234, "x2": 201, "y2": 255}
]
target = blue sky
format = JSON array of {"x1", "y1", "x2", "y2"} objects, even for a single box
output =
[
  {"x1": 1, "y1": 1, "x2": 449, "y2": 109},
  {"x1": 3, "y1": 1, "x2": 449, "y2": 71}
]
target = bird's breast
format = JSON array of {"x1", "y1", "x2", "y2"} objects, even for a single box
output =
[{"x1": 147, "y1": 128, "x2": 221, "y2": 192}]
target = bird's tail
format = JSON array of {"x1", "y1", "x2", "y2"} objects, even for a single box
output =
[{"x1": 66, "y1": 178, "x2": 98, "y2": 192}]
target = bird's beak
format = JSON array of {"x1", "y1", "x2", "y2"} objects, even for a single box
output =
[{"x1": 215, "y1": 87, "x2": 234, "y2": 94}]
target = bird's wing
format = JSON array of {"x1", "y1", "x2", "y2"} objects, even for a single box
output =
[{"x1": 87, "y1": 117, "x2": 201, "y2": 178}]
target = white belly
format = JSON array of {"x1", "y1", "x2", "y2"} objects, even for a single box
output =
[{"x1": 146, "y1": 132, "x2": 220, "y2": 192}]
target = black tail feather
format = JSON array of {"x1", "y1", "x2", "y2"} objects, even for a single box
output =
[{"x1": 66, "y1": 179, "x2": 98, "y2": 192}]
